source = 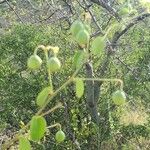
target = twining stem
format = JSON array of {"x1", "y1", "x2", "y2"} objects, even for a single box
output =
[
  {"x1": 74, "y1": 77, "x2": 124, "y2": 90},
  {"x1": 44, "y1": 49, "x2": 53, "y2": 91},
  {"x1": 47, "y1": 123, "x2": 61, "y2": 130},
  {"x1": 34, "y1": 45, "x2": 45, "y2": 55},
  {"x1": 41, "y1": 102, "x2": 64, "y2": 117}
]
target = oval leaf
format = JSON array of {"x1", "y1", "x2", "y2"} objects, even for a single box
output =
[
  {"x1": 19, "y1": 136, "x2": 31, "y2": 150},
  {"x1": 36, "y1": 86, "x2": 52, "y2": 107},
  {"x1": 73, "y1": 51, "x2": 86, "y2": 69},
  {"x1": 75, "y1": 78, "x2": 84, "y2": 98},
  {"x1": 70, "y1": 20, "x2": 84, "y2": 37},
  {"x1": 30, "y1": 116, "x2": 47, "y2": 142},
  {"x1": 91, "y1": 36, "x2": 106, "y2": 56}
]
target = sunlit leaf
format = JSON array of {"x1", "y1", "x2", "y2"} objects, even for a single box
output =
[
  {"x1": 30, "y1": 116, "x2": 47, "y2": 142},
  {"x1": 19, "y1": 136, "x2": 31, "y2": 150},
  {"x1": 73, "y1": 51, "x2": 86, "y2": 69},
  {"x1": 75, "y1": 78, "x2": 84, "y2": 98},
  {"x1": 36, "y1": 86, "x2": 52, "y2": 107}
]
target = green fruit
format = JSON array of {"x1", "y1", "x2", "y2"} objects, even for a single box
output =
[
  {"x1": 27, "y1": 54, "x2": 42, "y2": 70},
  {"x1": 30, "y1": 116, "x2": 47, "y2": 142},
  {"x1": 55, "y1": 130, "x2": 66, "y2": 143},
  {"x1": 47, "y1": 56, "x2": 61, "y2": 72},
  {"x1": 112, "y1": 90, "x2": 126, "y2": 105},
  {"x1": 19, "y1": 136, "x2": 31, "y2": 150},
  {"x1": 70, "y1": 20, "x2": 84, "y2": 37},
  {"x1": 91, "y1": 36, "x2": 106, "y2": 56},
  {"x1": 36, "y1": 86, "x2": 52, "y2": 107},
  {"x1": 75, "y1": 30, "x2": 90, "y2": 45}
]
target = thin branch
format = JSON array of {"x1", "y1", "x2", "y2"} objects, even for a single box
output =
[
  {"x1": 90, "y1": 0, "x2": 120, "y2": 20},
  {"x1": 5, "y1": 0, "x2": 24, "y2": 24},
  {"x1": 41, "y1": 102, "x2": 64, "y2": 117},
  {"x1": 0, "y1": 0, "x2": 10, "y2": 4},
  {"x1": 63, "y1": 0, "x2": 75, "y2": 15},
  {"x1": 112, "y1": 13, "x2": 150, "y2": 48},
  {"x1": 115, "y1": 56, "x2": 139, "y2": 80}
]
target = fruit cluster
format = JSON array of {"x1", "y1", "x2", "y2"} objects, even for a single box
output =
[
  {"x1": 70, "y1": 19, "x2": 106, "y2": 56},
  {"x1": 70, "y1": 20, "x2": 90, "y2": 47},
  {"x1": 20, "y1": 45, "x2": 65, "y2": 149},
  {"x1": 27, "y1": 46, "x2": 61, "y2": 73}
]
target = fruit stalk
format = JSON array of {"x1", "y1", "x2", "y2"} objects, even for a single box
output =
[
  {"x1": 33, "y1": 45, "x2": 45, "y2": 55},
  {"x1": 41, "y1": 102, "x2": 64, "y2": 116},
  {"x1": 47, "y1": 123, "x2": 61, "y2": 129},
  {"x1": 44, "y1": 48, "x2": 53, "y2": 91},
  {"x1": 75, "y1": 77, "x2": 123, "y2": 89}
]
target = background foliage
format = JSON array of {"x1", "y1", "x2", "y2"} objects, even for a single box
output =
[{"x1": 0, "y1": 0, "x2": 150, "y2": 149}]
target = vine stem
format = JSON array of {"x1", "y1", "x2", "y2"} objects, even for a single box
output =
[
  {"x1": 44, "y1": 49, "x2": 53, "y2": 91},
  {"x1": 47, "y1": 123, "x2": 61, "y2": 130},
  {"x1": 41, "y1": 102, "x2": 64, "y2": 117},
  {"x1": 33, "y1": 45, "x2": 45, "y2": 55}
]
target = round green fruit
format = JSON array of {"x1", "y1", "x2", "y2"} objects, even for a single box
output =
[
  {"x1": 112, "y1": 90, "x2": 126, "y2": 105},
  {"x1": 27, "y1": 54, "x2": 42, "y2": 70},
  {"x1": 55, "y1": 130, "x2": 66, "y2": 143},
  {"x1": 75, "y1": 30, "x2": 90, "y2": 45},
  {"x1": 47, "y1": 56, "x2": 61, "y2": 72},
  {"x1": 70, "y1": 20, "x2": 84, "y2": 37}
]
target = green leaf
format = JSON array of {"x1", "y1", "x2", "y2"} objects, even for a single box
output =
[
  {"x1": 19, "y1": 136, "x2": 31, "y2": 150},
  {"x1": 91, "y1": 36, "x2": 106, "y2": 56},
  {"x1": 30, "y1": 116, "x2": 47, "y2": 142},
  {"x1": 73, "y1": 51, "x2": 86, "y2": 69},
  {"x1": 36, "y1": 86, "x2": 52, "y2": 107},
  {"x1": 75, "y1": 78, "x2": 84, "y2": 98}
]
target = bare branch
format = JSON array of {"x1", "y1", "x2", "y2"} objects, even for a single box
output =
[
  {"x1": 90, "y1": 0, "x2": 120, "y2": 20},
  {"x1": 5, "y1": 0, "x2": 24, "y2": 24},
  {"x1": 112, "y1": 13, "x2": 150, "y2": 48},
  {"x1": 0, "y1": 0, "x2": 10, "y2": 4}
]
